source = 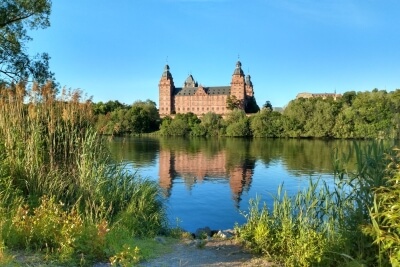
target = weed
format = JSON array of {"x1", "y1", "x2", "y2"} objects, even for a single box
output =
[
  {"x1": 0, "y1": 83, "x2": 167, "y2": 265},
  {"x1": 236, "y1": 142, "x2": 395, "y2": 266}
]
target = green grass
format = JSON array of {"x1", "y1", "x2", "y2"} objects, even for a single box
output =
[
  {"x1": 0, "y1": 82, "x2": 167, "y2": 266},
  {"x1": 235, "y1": 141, "x2": 398, "y2": 267}
]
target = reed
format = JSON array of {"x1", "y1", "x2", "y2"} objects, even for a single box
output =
[
  {"x1": 0, "y1": 82, "x2": 166, "y2": 265},
  {"x1": 236, "y1": 141, "x2": 395, "y2": 266}
]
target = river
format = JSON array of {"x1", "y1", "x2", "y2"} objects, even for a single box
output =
[{"x1": 108, "y1": 137, "x2": 366, "y2": 232}]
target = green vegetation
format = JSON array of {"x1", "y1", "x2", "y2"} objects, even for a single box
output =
[
  {"x1": 150, "y1": 89, "x2": 400, "y2": 139},
  {"x1": 0, "y1": 83, "x2": 167, "y2": 266},
  {"x1": 235, "y1": 142, "x2": 400, "y2": 266},
  {"x1": 94, "y1": 99, "x2": 160, "y2": 136},
  {"x1": 0, "y1": 0, "x2": 54, "y2": 84}
]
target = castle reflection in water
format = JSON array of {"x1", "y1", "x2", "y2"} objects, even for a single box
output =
[{"x1": 158, "y1": 149, "x2": 255, "y2": 205}]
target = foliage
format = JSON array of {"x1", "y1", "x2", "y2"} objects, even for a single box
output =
[
  {"x1": 0, "y1": 0, "x2": 54, "y2": 84},
  {"x1": 236, "y1": 141, "x2": 396, "y2": 266},
  {"x1": 250, "y1": 109, "x2": 283, "y2": 137},
  {"x1": 197, "y1": 112, "x2": 224, "y2": 136},
  {"x1": 95, "y1": 99, "x2": 160, "y2": 135},
  {"x1": 226, "y1": 95, "x2": 241, "y2": 110},
  {"x1": 225, "y1": 109, "x2": 251, "y2": 137},
  {"x1": 363, "y1": 148, "x2": 400, "y2": 266},
  {"x1": 0, "y1": 83, "x2": 167, "y2": 265},
  {"x1": 245, "y1": 96, "x2": 260, "y2": 113},
  {"x1": 109, "y1": 245, "x2": 142, "y2": 266},
  {"x1": 262, "y1": 100, "x2": 273, "y2": 111},
  {"x1": 282, "y1": 90, "x2": 400, "y2": 139},
  {"x1": 99, "y1": 88, "x2": 400, "y2": 139},
  {"x1": 93, "y1": 100, "x2": 128, "y2": 115}
]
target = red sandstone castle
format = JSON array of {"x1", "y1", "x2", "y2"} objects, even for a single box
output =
[{"x1": 158, "y1": 61, "x2": 256, "y2": 117}]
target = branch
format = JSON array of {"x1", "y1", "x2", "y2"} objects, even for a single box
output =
[{"x1": 0, "y1": 12, "x2": 36, "y2": 28}]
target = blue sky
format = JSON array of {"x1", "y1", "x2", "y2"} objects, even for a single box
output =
[{"x1": 28, "y1": 0, "x2": 400, "y2": 108}]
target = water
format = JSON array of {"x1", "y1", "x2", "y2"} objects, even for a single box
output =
[{"x1": 108, "y1": 137, "x2": 363, "y2": 232}]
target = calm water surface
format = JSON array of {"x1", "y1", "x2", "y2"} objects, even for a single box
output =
[{"x1": 108, "y1": 137, "x2": 363, "y2": 232}]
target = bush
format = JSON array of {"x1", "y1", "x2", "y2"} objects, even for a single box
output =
[
  {"x1": 363, "y1": 148, "x2": 400, "y2": 266},
  {"x1": 0, "y1": 83, "x2": 167, "y2": 265},
  {"x1": 236, "y1": 142, "x2": 394, "y2": 266}
]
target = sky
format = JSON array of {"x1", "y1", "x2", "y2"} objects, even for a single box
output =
[{"x1": 28, "y1": 0, "x2": 400, "y2": 108}]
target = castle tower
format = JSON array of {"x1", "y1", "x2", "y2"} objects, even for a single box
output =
[
  {"x1": 159, "y1": 64, "x2": 175, "y2": 116},
  {"x1": 230, "y1": 61, "x2": 246, "y2": 106},
  {"x1": 245, "y1": 74, "x2": 254, "y2": 98}
]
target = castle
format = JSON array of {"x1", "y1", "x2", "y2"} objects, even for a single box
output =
[{"x1": 158, "y1": 61, "x2": 256, "y2": 117}]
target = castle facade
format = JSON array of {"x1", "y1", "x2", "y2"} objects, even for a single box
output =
[{"x1": 158, "y1": 61, "x2": 255, "y2": 117}]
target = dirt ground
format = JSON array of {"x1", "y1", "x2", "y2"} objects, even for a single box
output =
[{"x1": 138, "y1": 238, "x2": 275, "y2": 267}]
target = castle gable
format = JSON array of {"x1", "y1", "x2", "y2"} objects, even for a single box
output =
[{"x1": 195, "y1": 86, "x2": 207, "y2": 96}]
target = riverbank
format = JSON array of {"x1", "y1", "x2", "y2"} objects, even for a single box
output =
[{"x1": 5, "y1": 235, "x2": 274, "y2": 267}]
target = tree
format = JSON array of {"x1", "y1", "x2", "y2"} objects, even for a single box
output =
[
  {"x1": 226, "y1": 95, "x2": 241, "y2": 110},
  {"x1": 245, "y1": 96, "x2": 260, "y2": 113},
  {"x1": 262, "y1": 100, "x2": 273, "y2": 111},
  {"x1": 250, "y1": 108, "x2": 283, "y2": 137},
  {"x1": 0, "y1": 0, "x2": 53, "y2": 84}
]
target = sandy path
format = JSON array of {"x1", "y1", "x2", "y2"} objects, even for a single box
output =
[{"x1": 138, "y1": 238, "x2": 275, "y2": 267}]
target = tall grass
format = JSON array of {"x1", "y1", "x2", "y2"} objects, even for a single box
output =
[
  {"x1": 236, "y1": 141, "x2": 397, "y2": 266},
  {"x1": 0, "y1": 82, "x2": 166, "y2": 265}
]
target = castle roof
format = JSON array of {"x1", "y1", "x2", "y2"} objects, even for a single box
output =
[
  {"x1": 161, "y1": 64, "x2": 172, "y2": 79},
  {"x1": 183, "y1": 74, "x2": 197, "y2": 87},
  {"x1": 174, "y1": 86, "x2": 231, "y2": 96},
  {"x1": 233, "y1": 61, "x2": 244, "y2": 75}
]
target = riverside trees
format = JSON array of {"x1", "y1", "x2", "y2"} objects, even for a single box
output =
[
  {"x1": 0, "y1": 0, "x2": 54, "y2": 84},
  {"x1": 155, "y1": 89, "x2": 400, "y2": 139}
]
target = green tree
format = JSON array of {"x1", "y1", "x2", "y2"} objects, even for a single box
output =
[
  {"x1": 226, "y1": 95, "x2": 241, "y2": 110},
  {"x1": 282, "y1": 98, "x2": 313, "y2": 137},
  {"x1": 0, "y1": 0, "x2": 53, "y2": 83},
  {"x1": 175, "y1": 112, "x2": 200, "y2": 129},
  {"x1": 225, "y1": 109, "x2": 251, "y2": 137},
  {"x1": 250, "y1": 108, "x2": 283, "y2": 137},
  {"x1": 352, "y1": 90, "x2": 392, "y2": 138},
  {"x1": 127, "y1": 100, "x2": 160, "y2": 133},
  {"x1": 163, "y1": 118, "x2": 189, "y2": 136},
  {"x1": 341, "y1": 91, "x2": 356, "y2": 107},
  {"x1": 262, "y1": 100, "x2": 273, "y2": 111},
  {"x1": 304, "y1": 98, "x2": 338, "y2": 138},
  {"x1": 201, "y1": 112, "x2": 223, "y2": 136},
  {"x1": 245, "y1": 96, "x2": 260, "y2": 113},
  {"x1": 332, "y1": 106, "x2": 355, "y2": 138}
]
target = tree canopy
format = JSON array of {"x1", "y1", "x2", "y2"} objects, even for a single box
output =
[{"x1": 0, "y1": 0, "x2": 53, "y2": 84}]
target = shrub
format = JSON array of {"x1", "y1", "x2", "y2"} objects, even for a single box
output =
[
  {"x1": 0, "y1": 83, "x2": 167, "y2": 265},
  {"x1": 363, "y1": 148, "x2": 400, "y2": 266},
  {"x1": 236, "y1": 142, "x2": 393, "y2": 266}
]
